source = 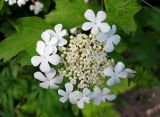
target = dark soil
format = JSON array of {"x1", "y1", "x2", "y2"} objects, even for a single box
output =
[{"x1": 114, "y1": 87, "x2": 160, "y2": 117}]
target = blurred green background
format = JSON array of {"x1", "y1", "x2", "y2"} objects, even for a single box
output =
[{"x1": 0, "y1": 0, "x2": 160, "y2": 117}]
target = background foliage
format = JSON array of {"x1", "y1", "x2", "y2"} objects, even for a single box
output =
[{"x1": 0, "y1": 0, "x2": 160, "y2": 117}]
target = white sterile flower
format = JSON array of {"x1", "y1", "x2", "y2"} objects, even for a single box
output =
[
  {"x1": 34, "y1": 68, "x2": 63, "y2": 89},
  {"x1": 41, "y1": 30, "x2": 58, "y2": 53},
  {"x1": 91, "y1": 86, "x2": 116, "y2": 105},
  {"x1": 17, "y1": 0, "x2": 28, "y2": 7},
  {"x1": 52, "y1": 24, "x2": 68, "y2": 46},
  {"x1": 77, "y1": 88, "x2": 91, "y2": 109},
  {"x1": 5, "y1": 0, "x2": 16, "y2": 5},
  {"x1": 104, "y1": 62, "x2": 128, "y2": 86},
  {"x1": 58, "y1": 83, "x2": 74, "y2": 103},
  {"x1": 96, "y1": 25, "x2": 121, "y2": 52},
  {"x1": 31, "y1": 41, "x2": 60, "y2": 72},
  {"x1": 82, "y1": 9, "x2": 110, "y2": 35},
  {"x1": 29, "y1": 1, "x2": 44, "y2": 15}
]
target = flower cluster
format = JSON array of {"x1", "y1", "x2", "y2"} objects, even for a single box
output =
[
  {"x1": 31, "y1": 9, "x2": 136, "y2": 109},
  {"x1": 5, "y1": 0, "x2": 43, "y2": 15}
]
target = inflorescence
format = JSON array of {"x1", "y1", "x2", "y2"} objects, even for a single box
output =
[{"x1": 31, "y1": 9, "x2": 136, "y2": 109}]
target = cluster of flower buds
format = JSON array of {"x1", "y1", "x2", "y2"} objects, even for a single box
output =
[
  {"x1": 5, "y1": 0, "x2": 43, "y2": 15},
  {"x1": 31, "y1": 9, "x2": 136, "y2": 109}
]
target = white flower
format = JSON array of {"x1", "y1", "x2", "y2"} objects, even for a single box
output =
[
  {"x1": 29, "y1": 1, "x2": 44, "y2": 15},
  {"x1": 34, "y1": 68, "x2": 63, "y2": 89},
  {"x1": 41, "y1": 29, "x2": 58, "y2": 53},
  {"x1": 91, "y1": 86, "x2": 116, "y2": 105},
  {"x1": 5, "y1": 0, "x2": 16, "y2": 5},
  {"x1": 58, "y1": 83, "x2": 74, "y2": 103},
  {"x1": 104, "y1": 62, "x2": 129, "y2": 86},
  {"x1": 17, "y1": 0, "x2": 28, "y2": 7},
  {"x1": 52, "y1": 24, "x2": 68, "y2": 46},
  {"x1": 82, "y1": 9, "x2": 110, "y2": 35},
  {"x1": 77, "y1": 88, "x2": 91, "y2": 109},
  {"x1": 96, "y1": 25, "x2": 121, "y2": 52},
  {"x1": 31, "y1": 41, "x2": 60, "y2": 72}
]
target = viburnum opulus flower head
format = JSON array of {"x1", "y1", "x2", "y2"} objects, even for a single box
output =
[
  {"x1": 31, "y1": 9, "x2": 136, "y2": 109},
  {"x1": 5, "y1": 0, "x2": 44, "y2": 15}
]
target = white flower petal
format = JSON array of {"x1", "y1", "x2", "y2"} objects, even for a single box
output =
[
  {"x1": 94, "y1": 98, "x2": 101, "y2": 105},
  {"x1": 111, "y1": 25, "x2": 117, "y2": 35},
  {"x1": 96, "y1": 32, "x2": 107, "y2": 42},
  {"x1": 69, "y1": 91, "x2": 82, "y2": 104},
  {"x1": 59, "y1": 97, "x2": 68, "y2": 103},
  {"x1": 107, "y1": 78, "x2": 120, "y2": 86},
  {"x1": 48, "y1": 54, "x2": 60, "y2": 65},
  {"x1": 41, "y1": 31, "x2": 50, "y2": 44},
  {"x1": 53, "y1": 76, "x2": 63, "y2": 84},
  {"x1": 104, "y1": 67, "x2": 114, "y2": 77},
  {"x1": 34, "y1": 72, "x2": 46, "y2": 81},
  {"x1": 40, "y1": 60, "x2": 50, "y2": 72},
  {"x1": 58, "y1": 89, "x2": 66, "y2": 96},
  {"x1": 77, "y1": 100, "x2": 84, "y2": 109},
  {"x1": 125, "y1": 68, "x2": 136, "y2": 78},
  {"x1": 84, "y1": 9, "x2": 96, "y2": 22},
  {"x1": 106, "y1": 95, "x2": 116, "y2": 101},
  {"x1": 31, "y1": 56, "x2": 42, "y2": 66},
  {"x1": 115, "y1": 62, "x2": 125, "y2": 73},
  {"x1": 50, "y1": 37, "x2": 58, "y2": 45},
  {"x1": 57, "y1": 38, "x2": 67, "y2": 46},
  {"x1": 49, "y1": 83, "x2": 59, "y2": 89},
  {"x1": 45, "y1": 46, "x2": 53, "y2": 55},
  {"x1": 39, "y1": 81, "x2": 49, "y2": 89},
  {"x1": 54, "y1": 24, "x2": 62, "y2": 33},
  {"x1": 60, "y1": 29, "x2": 67, "y2": 37},
  {"x1": 82, "y1": 22, "x2": 94, "y2": 31},
  {"x1": 94, "y1": 86, "x2": 101, "y2": 94},
  {"x1": 118, "y1": 71, "x2": 128, "y2": 78},
  {"x1": 52, "y1": 46, "x2": 58, "y2": 54},
  {"x1": 105, "y1": 41, "x2": 114, "y2": 52},
  {"x1": 46, "y1": 29, "x2": 56, "y2": 37},
  {"x1": 83, "y1": 88, "x2": 90, "y2": 96},
  {"x1": 111, "y1": 35, "x2": 121, "y2": 45},
  {"x1": 91, "y1": 25, "x2": 99, "y2": 35},
  {"x1": 98, "y1": 23, "x2": 110, "y2": 33},
  {"x1": 36, "y1": 41, "x2": 45, "y2": 55},
  {"x1": 102, "y1": 88, "x2": 110, "y2": 94},
  {"x1": 65, "y1": 83, "x2": 73, "y2": 93},
  {"x1": 45, "y1": 68, "x2": 56, "y2": 79},
  {"x1": 96, "y1": 11, "x2": 106, "y2": 23}
]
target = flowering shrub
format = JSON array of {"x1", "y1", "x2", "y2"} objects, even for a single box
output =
[
  {"x1": 31, "y1": 9, "x2": 136, "y2": 109},
  {"x1": 0, "y1": 0, "x2": 159, "y2": 116}
]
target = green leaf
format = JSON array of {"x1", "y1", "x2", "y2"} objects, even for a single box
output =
[
  {"x1": 104, "y1": 0, "x2": 141, "y2": 34},
  {"x1": 45, "y1": 0, "x2": 95, "y2": 29},
  {"x1": 146, "y1": 8, "x2": 160, "y2": 32},
  {"x1": 0, "y1": 17, "x2": 51, "y2": 64},
  {"x1": 82, "y1": 102, "x2": 120, "y2": 117},
  {"x1": 131, "y1": 31, "x2": 158, "y2": 69},
  {"x1": 0, "y1": 0, "x2": 4, "y2": 10}
]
